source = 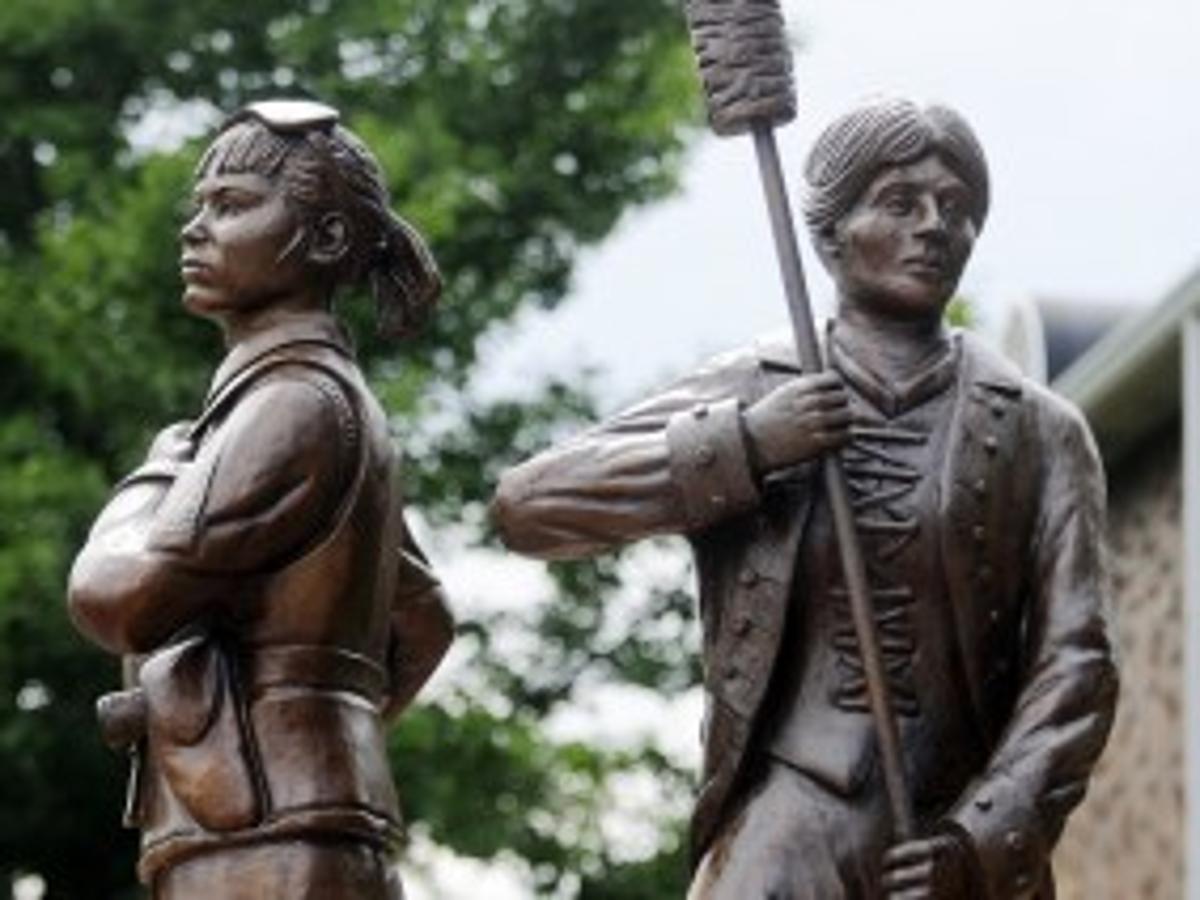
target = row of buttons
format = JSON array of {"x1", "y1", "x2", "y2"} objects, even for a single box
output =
[{"x1": 965, "y1": 392, "x2": 1037, "y2": 895}]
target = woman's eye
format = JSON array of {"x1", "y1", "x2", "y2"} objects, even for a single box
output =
[
  {"x1": 941, "y1": 198, "x2": 965, "y2": 222},
  {"x1": 211, "y1": 193, "x2": 257, "y2": 216},
  {"x1": 884, "y1": 192, "x2": 913, "y2": 215}
]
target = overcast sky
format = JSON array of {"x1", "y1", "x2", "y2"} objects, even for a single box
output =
[{"x1": 482, "y1": 0, "x2": 1200, "y2": 405}]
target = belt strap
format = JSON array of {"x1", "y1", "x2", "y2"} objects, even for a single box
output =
[{"x1": 242, "y1": 645, "x2": 387, "y2": 702}]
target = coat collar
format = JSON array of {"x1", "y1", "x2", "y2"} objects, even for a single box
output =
[
  {"x1": 828, "y1": 329, "x2": 959, "y2": 417},
  {"x1": 752, "y1": 325, "x2": 1023, "y2": 399},
  {"x1": 206, "y1": 311, "x2": 353, "y2": 405}
]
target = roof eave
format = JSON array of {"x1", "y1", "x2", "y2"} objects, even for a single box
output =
[{"x1": 1053, "y1": 265, "x2": 1200, "y2": 464}]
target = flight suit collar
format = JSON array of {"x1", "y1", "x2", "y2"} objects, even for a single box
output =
[{"x1": 206, "y1": 311, "x2": 354, "y2": 405}]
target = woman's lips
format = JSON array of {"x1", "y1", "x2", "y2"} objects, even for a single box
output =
[
  {"x1": 180, "y1": 258, "x2": 213, "y2": 281},
  {"x1": 903, "y1": 256, "x2": 948, "y2": 280}
]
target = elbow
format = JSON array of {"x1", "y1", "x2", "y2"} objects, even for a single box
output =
[
  {"x1": 67, "y1": 549, "x2": 164, "y2": 655},
  {"x1": 416, "y1": 586, "x2": 455, "y2": 669},
  {"x1": 491, "y1": 463, "x2": 607, "y2": 561},
  {"x1": 383, "y1": 586, "x2": 456, "y2": 719},
  {"x1": 1098, "y1": 652, "x2": 1120, "y2": 716},
  {"x1": 68, "y1": 552, "x2": 134, "y2": 654},
  {"x1": 1084, "y1": 654, "x2": 1121, "y2": 761},
  {"x1": 1088, "y1": 611, "x2": 1121, "y2": 712},
  {"x1": 489, "y1": 470, "x2": 539, "y2": 554}
]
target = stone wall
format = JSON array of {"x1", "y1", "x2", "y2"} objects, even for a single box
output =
[{"x1": 1054, "y1": 424, "x2": 1184, "y2": 899}]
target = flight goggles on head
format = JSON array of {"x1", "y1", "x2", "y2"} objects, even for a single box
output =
[{"x1": 223, "y1": 99, "x2": 340, "y2": 135}]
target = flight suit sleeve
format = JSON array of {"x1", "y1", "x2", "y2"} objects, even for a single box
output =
[
  {"x1": 946, "y1": 395, "x2": 1119, "y2": 899},
  {"x1": 491, "y1": 347, "x2": 763, "y2": 560},
  {"x1": 68, "y1": 371, "x2": 354, "y2": 655}
]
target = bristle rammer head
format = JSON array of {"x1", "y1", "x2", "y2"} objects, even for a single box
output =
[{"x1": 684, "y1": 0, "x2": 797, "y2": 136}]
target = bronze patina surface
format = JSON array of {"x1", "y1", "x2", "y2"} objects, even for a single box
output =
[
  {"x1": 493, "y1": 98, "x2": 1118, "y2": 899},
  {"x1": 68, "y1": 100, "x2": 451, "y2": 899}
]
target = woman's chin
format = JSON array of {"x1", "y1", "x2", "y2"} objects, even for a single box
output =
[
  {"x1": 888, "y1": 282, "x2": 957, "y2": 320},
  {"x1": 853, "y1": 292, "x2": 951, "y2": 323},
  {"x1": 181, "y1": 289, "x2": 229, "y2": 325}
]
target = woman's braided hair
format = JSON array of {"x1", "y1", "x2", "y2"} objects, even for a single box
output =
[{"x1": 803, "y1": 96, "x2": 990, "y2": 240}]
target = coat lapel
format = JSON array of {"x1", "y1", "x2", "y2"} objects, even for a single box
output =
[{"x1": 938, "y1": 332, "x2": 1027, "y2": 746}]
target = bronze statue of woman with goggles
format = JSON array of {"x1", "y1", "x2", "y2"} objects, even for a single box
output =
[{"x1": 69, "y1": 99, "x2": 452, "y2": 899}]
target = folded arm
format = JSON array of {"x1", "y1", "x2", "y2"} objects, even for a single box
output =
[{"x1": 68, "y1": 374, "x2": 352, "y2": 654}]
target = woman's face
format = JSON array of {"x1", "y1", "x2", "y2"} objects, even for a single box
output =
[
  {"x1": 179, "y1": 161, "x2": 310, "y2": 324},
  {"x1": 829, "y1": 154, "x2": 977, "y2": 321}
]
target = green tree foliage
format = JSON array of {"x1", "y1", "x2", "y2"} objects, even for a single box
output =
[
  {"x1": 946, "y1": 295, "x2": 973, "y2": 328},
  {"x1": 0, "y1": 1, "x2": 703, "y2": 896}
]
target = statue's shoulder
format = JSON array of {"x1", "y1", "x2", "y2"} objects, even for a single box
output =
[
  {"x1": 219, "y1": 339, "x2": 363, "y2": 419},
  {"x1": 263, "y1": 340, "x2": 362, "y2": 393},
  {"x1": 749, "y1": 326, "x2": 807, "y2": 373},
  {"x1": 744, "y1": 319, "x2": 856, "y2": 373},
  {"x1": 666, "y1": 328, "x2": 801, "y2": 404},
  {"x1": 654, "y1": 331, "x2": 789, "y2": 395},
  {"x1": 956, "y1": 329, "x2": 1097, "y2": 448}
]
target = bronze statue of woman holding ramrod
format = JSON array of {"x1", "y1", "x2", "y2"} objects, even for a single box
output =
[
  {"x1": 494, "y1": 4, "x2": 1117, "y2": 897},
  {"x1": 493, "y1": 96, "x2": 1118, "y2": 899},
  {"x1": 69, "y1": 100, "x2": 453, "y2": 899}
]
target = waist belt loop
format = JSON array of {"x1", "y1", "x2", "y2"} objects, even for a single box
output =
[{"x1": 243, "y1": 645, "x2": 387, "y2": 703}]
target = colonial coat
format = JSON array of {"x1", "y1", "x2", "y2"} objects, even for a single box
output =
[{"x1": 493, "y1": 329, "x2": 1117, "y2": 900}]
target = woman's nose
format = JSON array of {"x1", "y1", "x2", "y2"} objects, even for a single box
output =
[
  {"x1": 180, "y1": 209, "x2": 208, "y2": 246},
  {"x1": 913, "y1": 195, "x2": 947, "y2": 238}
]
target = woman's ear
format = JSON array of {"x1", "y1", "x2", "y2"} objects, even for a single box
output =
[{"x1": 307, "y1": 213, "x2": 350, "y2": 268}]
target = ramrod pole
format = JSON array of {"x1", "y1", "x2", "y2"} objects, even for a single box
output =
[{"x1": 682, "y1": 0, "x2": 915, "y2": 840}]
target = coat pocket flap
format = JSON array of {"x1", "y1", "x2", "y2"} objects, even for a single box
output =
[{"x1": 140, "y1": 636, "x2": 220, "y2": 746}]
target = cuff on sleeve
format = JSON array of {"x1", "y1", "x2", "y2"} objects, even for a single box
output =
[
  {"x1": 947, "y1": 775, "x2": 1048, "y2": 900},
  {"x1": 665, "y1": 397, "x2": 759, "y2": 531}
]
